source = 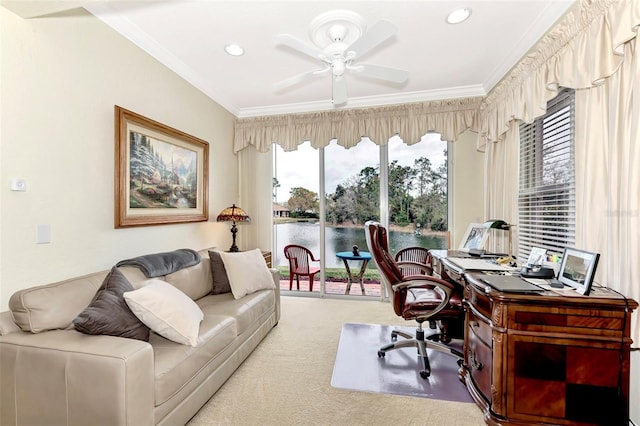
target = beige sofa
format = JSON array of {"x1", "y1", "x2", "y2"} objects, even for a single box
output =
[{"x1": 0, "y1": 248, "x2": 281, "y2": 426}]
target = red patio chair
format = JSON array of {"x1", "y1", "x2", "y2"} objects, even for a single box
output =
[{"x1": 283, "y1": 244, "x2": 321, "y2": 291}]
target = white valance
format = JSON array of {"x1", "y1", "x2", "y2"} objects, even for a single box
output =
[
  {"x1": 476, "y1": 0, "x2": 640, "y2": 150},
  {"x1": 233, "y1": 97, "x2": 482, "y2": 153}
]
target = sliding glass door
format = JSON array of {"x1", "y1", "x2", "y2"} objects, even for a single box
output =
[
  {"x1": 273, "y1": 135, "x2": 449, "y2": 298},
  {"x1": 324, "y1": 139, "x2": 380, "y2": 296}
]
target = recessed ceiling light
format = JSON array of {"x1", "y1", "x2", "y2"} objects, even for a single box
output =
[
  {"x1": 447, "y1": 8, "x2": 471, "y2": 24},
  {"x1": 224, "y1": 44, "x2": 244, "y2": 56}
]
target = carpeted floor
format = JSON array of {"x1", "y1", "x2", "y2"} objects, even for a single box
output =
[
  {"x1": 331, "y1": 323, "x2": 472, "y2": 402},
  {"x1": 187, "y1": 296, "x2": 485, "y2": 426}
]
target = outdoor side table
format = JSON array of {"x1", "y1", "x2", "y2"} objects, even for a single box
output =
[{"x1": 335, "y1": 251, "x2": 372, "y2": 295}]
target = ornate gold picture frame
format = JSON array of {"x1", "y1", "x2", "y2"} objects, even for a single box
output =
[{"x1": 114, "y1": 106, "x2": 209, "y2": 228}]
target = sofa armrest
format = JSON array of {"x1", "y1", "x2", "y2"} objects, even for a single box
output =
[
  {"x1": 269, "y1": 268, "x2": 281, "y2": 322},
  {"x1": 0, "y1": 329, "x2": 154, "y2": 426},
  {"x1": 0, "y1": 311, "x2": 21, "y2": 335}
]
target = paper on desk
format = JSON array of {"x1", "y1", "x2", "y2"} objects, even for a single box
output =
[{"x1": 447, "y1": 258, "x2": 517, "y2": 271}]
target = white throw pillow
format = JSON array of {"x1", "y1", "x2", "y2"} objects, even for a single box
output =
[
  {"x1": 123, "y1": 279, "x2": 203, "y2": 347},
  {"x1": 219, "y1": 249, "x2": 275, "y2": 299}
]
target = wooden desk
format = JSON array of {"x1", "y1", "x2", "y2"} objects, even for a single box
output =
[{"x1": 462, "y1": 272, "x2": 637, "y2": 425}]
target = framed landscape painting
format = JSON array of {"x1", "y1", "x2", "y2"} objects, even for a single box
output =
[{"x1": 114, "y1": 106, "x2": 209, "y2": 228}]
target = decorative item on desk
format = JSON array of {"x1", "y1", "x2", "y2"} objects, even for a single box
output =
[
  {"x1": 483, "y1": 219, "x2": 516, "y2": 258},
  {"x1": 459, "y1": 223, "x2": 490, "y2": 252},
  {"x1": 352, "y1": 245, "x2": 360, "y2": 256},
  {"x1": 216, "y1": 204, "x2": 251, "y2": 252}
]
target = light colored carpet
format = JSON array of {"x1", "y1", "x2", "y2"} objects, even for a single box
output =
[{"x1": 187, "y1": 296, "x2": 485, "y2": 426}]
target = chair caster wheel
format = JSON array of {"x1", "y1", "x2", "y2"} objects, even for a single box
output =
[
  {"x1": 420, "y1": 370, "x2": 430, "y2": 379},
  {"x1": 378, "y1": 351, "x2": 385, "y2": 358}
]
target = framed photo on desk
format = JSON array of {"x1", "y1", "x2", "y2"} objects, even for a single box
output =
[
  {"x1": 557, "y1": 247, "x2": 600, "y2": 295},
  {"x1": 458, "y1": 223, "x2": 489, "y2": 252}
]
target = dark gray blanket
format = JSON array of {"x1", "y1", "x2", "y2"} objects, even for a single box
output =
[{"x1": 116, "y1": 248, "x2": 201, "y2": 278}]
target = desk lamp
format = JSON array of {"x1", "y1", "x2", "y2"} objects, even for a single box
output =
[
  {"x1": 216, "y1": 204, "x2": 251, "y2": 252},
  {"x1": 483, "y1": 219, "x2": 515, "y2": 258}
]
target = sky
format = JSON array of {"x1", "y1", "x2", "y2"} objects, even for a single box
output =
[{"x1": 273, "y1": 133, "x2": 447, "y2": 203}]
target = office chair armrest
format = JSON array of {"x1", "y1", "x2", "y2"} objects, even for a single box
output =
[
  {"x1": 394, "y1": 275, "x2": 456, "y2": 292},
  {"x1": 396, "y1": 261, "x2": 434, "y2": 275},
  {"x1": 392, "y1": 276, "x2": 456, "y2": 319}
]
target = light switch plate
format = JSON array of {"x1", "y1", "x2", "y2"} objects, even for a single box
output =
[
  {"x1": 10, "y1": 178, "x2": 26, "y2": 191},
  {"x1": 36, "y1": 224, "x2": 51, "y2": 244}
]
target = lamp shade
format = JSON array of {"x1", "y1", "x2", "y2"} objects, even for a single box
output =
[
  {"x1": 483, "y1": 219, "x2": 516, "y2": 258},
  {"x1": 483, "y1": 219, "x2": 510, "y2": 230},
  {"x1": 216, "y1": 204, "x2": 250, "y2": 252},
  {"x1": 216, "y1": 204, "x2": 251, "y2": 223}
]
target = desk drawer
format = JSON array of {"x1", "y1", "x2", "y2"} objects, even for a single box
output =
[
  {"x1": 468, "y1": 309, "x2": 492, "y2": 347},
  {"x1": 467, "y1": 329, "x2": 492, "y2": 404},
  {"x1": 509, "y1": 306, "x2": 625, "y2": 339}
]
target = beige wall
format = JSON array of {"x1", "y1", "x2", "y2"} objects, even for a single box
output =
[
  {"x1": 633, "y1": 352, "x2": 639, "y2": 422},
  {"x1": 450, "y1": 131, "x2": 485, "y2": 248},
  {"x1": 0, "y1": 8, "x2": 238, "y2": 310}
]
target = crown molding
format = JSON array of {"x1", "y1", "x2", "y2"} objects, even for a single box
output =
[{"x1": 236, "y1": 85, "x2": 487, "y2": 118}]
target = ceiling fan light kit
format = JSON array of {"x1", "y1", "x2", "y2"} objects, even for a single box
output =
[{"x1": 274, "y1": 9, "x2": 409, "y2": 107}]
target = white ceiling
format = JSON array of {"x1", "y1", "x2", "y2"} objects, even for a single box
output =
[{"x1": 4, "y1": 0, "x2": 575, "y2": 117}]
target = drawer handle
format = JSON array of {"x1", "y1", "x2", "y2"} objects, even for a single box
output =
[{"x1": 471, "y1": 352, "x2": 483, "y2": 370}]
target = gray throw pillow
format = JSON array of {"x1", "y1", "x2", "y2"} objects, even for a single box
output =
[
  {"x1": 209, "y1": 250, "x2": 232, "y2": 294},
  {"x1": 73, "y1": 267, "x2": 150, "y2": 341}
]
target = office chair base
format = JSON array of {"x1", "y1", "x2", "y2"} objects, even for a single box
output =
[{"x1": 378, "y1": 327, "x2": 463, "y2": 379}]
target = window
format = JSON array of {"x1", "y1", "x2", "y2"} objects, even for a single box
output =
[
  {"x1": 273, "y1": 135, "x2": 449, "y2": 297},
  {"x1": 518, "y1": 88, "x2": 576, "y2": 258}
]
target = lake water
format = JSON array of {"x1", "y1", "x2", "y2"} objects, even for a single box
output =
[{"x1": 274, "y1": 222, "x2": 447, "y2": 268}]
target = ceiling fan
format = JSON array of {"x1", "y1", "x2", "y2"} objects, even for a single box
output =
[{"x1": 273, "y1": 10, "x2": 409, "y2": 106}]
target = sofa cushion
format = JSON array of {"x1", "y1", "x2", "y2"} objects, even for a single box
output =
[
  {"x1": 73, "y1": 267, "x2": 150, "y2": 341},
  {"x1": 197, "y1": 290, "x2": 275, "y2": 336},
  {"x1": 164, "y1": 254, "x2": 213, "y2": 300},
  {"x1": 124, "y1": 280, "x2": 203, "y2": 347},
  {"x1": 208, "y1": 250, "x2": 231, "y2": 294},
  {"x1": 219, "y1": 249, "x2": 275, "y2": 299},
  {"x1": 9, "y1": 271, "x2": 107, "y2": 333},
  {"x1": 151, "y1": 313, "x2": 237, "y2": 405}
]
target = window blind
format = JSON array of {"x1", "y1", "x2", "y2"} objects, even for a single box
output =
[{"x1": 518, "y1": 88, "x2": 575, "y2": 259}]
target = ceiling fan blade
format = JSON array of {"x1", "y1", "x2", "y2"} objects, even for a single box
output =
[
  {"x1": 332, "y1": 75, "x2": 347, "y2": 106},
  {"x1": 275, "y1": 34, "x2": 325, "y2": 60},
  {"x1": 273, "y1": 67, "x2": 329, "y2": 91},
  {"x1": 346, "y1": 20, "x2": 397, "y2": 59},
  {"x1": 354, "y1": 63, "x2": 409, "y2": 83}
]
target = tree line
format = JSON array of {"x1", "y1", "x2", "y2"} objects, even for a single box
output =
[{"x1": 276, "y1": 153, "x2": 448, "y2": 232}]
